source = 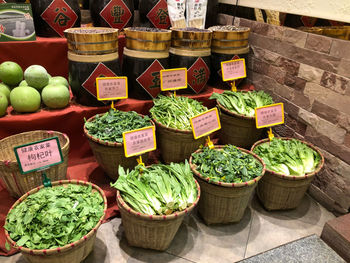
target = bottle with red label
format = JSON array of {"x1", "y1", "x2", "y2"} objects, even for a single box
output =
[
  {"x1": 138, "y1": 0, "x2": 171, "y2": 29},
  {"x1": 31, "y1": 0, "x2": 81, "y2": 37},
  {"x1": 90, "y1": 0, "x2": 134, "y2": 30}
]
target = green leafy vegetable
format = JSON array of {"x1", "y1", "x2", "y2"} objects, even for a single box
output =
[
  {"x1": 5, "y1": 184, "x2": 104, "y2": 250},
  {"x1": 253, "y1": 138, "x2": 321, "y2": 176},
  {"x1": 111, "y1": 161, "x2": 198, "y2": 215},
  {"x1": 85, "y1": 109, "x2": 152, "y2": 143},
  {"x1": 210, "y1": 91, "x2": 274, "y2": 117},
  {"x1": 191, "y1": 145, "x2": 263, "y2": 183},
  {"x1": 150, "y1": 95, "x2": 207, "y2": 130}
]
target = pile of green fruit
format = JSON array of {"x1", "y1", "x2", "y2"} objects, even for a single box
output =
[{"x1": 0, "y1": 61, "x2": 71, "y2": 117}]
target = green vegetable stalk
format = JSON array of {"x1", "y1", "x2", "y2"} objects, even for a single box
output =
[
  {"x1": 253, "y1": 138, "x2": 321, "y2": 176},
  {"x1": 191, "y1": 145, "x2": 263, "y2": 183},
  {"x1": 210, "y1": 91, "x2": 274, "y2": 117},
  {"x1": 150, "y1": 95, "x2": 207, "y2": 130},
  {"x1": 84, "y1": 109, "x2": 152, "y2": 143},
  {"x1": 5, "y1": 184, "x2": 104, "y2": 250},
  {"x1": 111, "y1": 161, "x2": 198, "y2": 215}
]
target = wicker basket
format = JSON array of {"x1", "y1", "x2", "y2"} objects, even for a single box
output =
[
  {"x1": 189, "y1": 146, "x2": 265, "y2": 224},
  {"x1": 154, "y1": 119, "x2": 206, "y2": 164},
  {"x1": 84, "y1": 114, "x2": 153, "y2": 180},
  {"x1": 217, "y1": 102, "x2": 264, "y2": 149},
  {"x1": 251, "y1": 137, "x2": 325, "y2": 211},
  {"x1": 0, "y1": 130, "x2": 70, "y2": 198},
  {"x1": 5, "y1": 180, "x2": 107, "y2": 263},
  {"x1": 116, "y1": 181, "x2": 200, "y2": 251}
]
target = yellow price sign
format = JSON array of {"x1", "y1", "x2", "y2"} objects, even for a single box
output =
[
  {"x1": 122, "y1": 126, "x2": 156, "y2": 158},
  {"x1": 255, "y1": 103, "x2": 284, "y2": 129},
  {"x1": 96, "y1": 77, "x2": 128, "y2": 101},
  {"x1": 190, "y1": 108, "x2": 221, "y2": 140},
  {"x1": 160, "y1": 68, "x2": 187, "y2": 91}
]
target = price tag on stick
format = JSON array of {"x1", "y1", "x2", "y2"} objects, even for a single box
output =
[
  {"x1": 221, "y1": 58, "x2": 247, "y2": 92},
  {"x1": 14, "y1": 137, "x2": 63, "y2": 174},
  {"x1": 160, "y1": 68, "x2": 187, "y2": 96},
  {"x1": 190, "y1": 108, "x2": 221, "y2": 148},
  {"x1": 96, "y1": 76, "x2": 128, "y2": 110},
  {"x1": 255, "y1": 103, "x2": 285, "y2": 140},
  {"x1": 123, "y1": 126, "x2": 156, "y2": 158}
]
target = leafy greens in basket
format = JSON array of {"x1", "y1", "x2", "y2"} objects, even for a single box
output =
[
  {"x1": 210, "y1": 90, "x2": 274, "y2": 117},
  {"x1": 5, "y1": 184, "x2": 104, "y2": 250},
  {"x1": 253, "y1": 138, "x2": 321, "y2": 176},
  {"x1": 84, "y1": 109, "x2": 152, "y2": 143},
  {"x1": 150, "y1": 95, "x2": 207, "y2": 130},
  {"x1": 191, "y1": 145, "x2": 263, "y2": 183},
  {"x1": 111, "y1": 161, "x2": 198, "y2": 215}
]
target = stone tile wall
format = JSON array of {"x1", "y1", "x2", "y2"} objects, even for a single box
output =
[{"x1": 220, "y1": 15, "x2": 350, "y2": 214}]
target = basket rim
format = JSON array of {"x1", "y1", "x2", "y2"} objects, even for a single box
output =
[
  {"x1": 0, "y1": 130, "x2": 70, "y2": 165},
  {"x1": 5, "y1": 179, "x2": 107, "y2": 255},
  {"x1": 116, "y1": 180, "x2": 201, "y2": 221},
  {"x1": 124, "y1": 27, "x2": 172, "y2": 33},
  {"x1": 152, "y1": 118, "x2": 193, "y2": 134},
  {"x1": 83, "y1": 112, "x2": 155, "y2": 147},
  {"x1": 171, "y1": 28, "x2": 212, "y2": 34},
  {"x1": 209, "y1": 26, "x2": 251, "y2": 33},
  {"x1": 250, "y1": 137, "x2": 325, "y2": 180},
  {"x1": 64, "y1": 27, "x2": 119, "y2": 35},
  {"x1": 189, "y1": 145, "x2": 266, "y2": 188}
]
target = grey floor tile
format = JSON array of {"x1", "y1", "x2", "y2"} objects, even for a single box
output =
[
  {"x1": 166, "y1": 208, "x2": 253, "y2": 263},
  {"x1": 250, "y1": 194, "x2": 335, "y2": 227},
  {"x1": 245, "y1": 209, "x2": 323, "y2": 258}
]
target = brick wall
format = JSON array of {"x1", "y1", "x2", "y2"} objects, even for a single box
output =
[{"x1": 221, "y1": 16, "x2": 350, "y2": 214}]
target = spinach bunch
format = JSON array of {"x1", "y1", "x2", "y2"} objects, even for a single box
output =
[
  {"x1": 5, "y1": 184, "x2": 104, "y2": 250},
  {"x1": 210, "y1": 91, "x2": 274, "y2": 117},
  {"x1": 191, "y1": 145, "x2": 263, "y2": 183},
  {"x1": 85, "y1": 109, "x2": 152, "y2": 143},
  {"x1": 253, "y1": 138, "x2": 321, "y2": 176},
  {"x1": 150, "y1": 95, "x2": 207, "y2": 130},
  {"x1": 111, "y1": 161, "x2": 198, "y2": 215}
]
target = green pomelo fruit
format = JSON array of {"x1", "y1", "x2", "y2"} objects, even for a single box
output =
[
  {"x1": 42, "y1": 84, "x2": 70, "y2": 109},
  {"x1": 19, "y1": 80, "x2": 28, "y2": 86},
  {"x1": 0, "y1": 83, "x2": 11, "y2": 101},
  {"x1": 48, "y1": 76, "x2": 69, "y2": 88},
  {"x1": 0, "y1": 92, "x2": 8, "y2": 117},
  {"x1": 24, "y1": 65, "x2": 49, "y2": 90},
  {"x1": 0, "y1": 61, "x2": 23, "y2": 86},
  {"x1": 10, "y1": 86, "x2": 41, "y2": 113}
]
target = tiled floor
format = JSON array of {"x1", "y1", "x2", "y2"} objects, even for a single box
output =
[{"x1": 1, "y1": 193, "x2": 336, "y2": 263}]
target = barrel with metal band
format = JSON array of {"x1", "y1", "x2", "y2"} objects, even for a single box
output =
[
  {"x1": 123, "y1": 27, "x2": 171, "y2": 100},
  {"x1": 209, "y1": 26, "x2": 250, "y2": 89}
]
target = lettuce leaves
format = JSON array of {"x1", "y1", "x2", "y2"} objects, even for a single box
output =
[{"x1": 253, "y1": 138, "x2": 321, "y2": 176}]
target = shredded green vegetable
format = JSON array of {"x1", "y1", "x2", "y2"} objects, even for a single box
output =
[
  {"x1": 5, "y1": 184, "x2": 104, "y2": 250},
  {"x1": 150, "y1": 95, "x2": 207, "y2": 130},
  {"x1": 210, "y1": 90, "x2": 274, "y2": 117},
  {"x1": 191, "y1": 145, "x2": 263, "y2": 183},
  {"x1": 84, "y1": 109, "x2": 152, "y2": 143},
  {"x1": 111, "y1": 161, "x2": 198, "y2": 215}
]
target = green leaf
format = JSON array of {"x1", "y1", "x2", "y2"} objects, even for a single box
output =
[{"x1": 5, "y1": 241, "x2": 11, "y2": 251}]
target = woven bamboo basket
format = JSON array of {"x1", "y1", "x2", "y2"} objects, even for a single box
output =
[
  {"x1": 84, "y1": 114, "x2": 153, "y2": 180},
  {"x1": 251, "y1": 137, "x2": 325, "y2": 211},
  {"x1": 0, "y1": 130, "x2": 69, "y2": 198},
  {"x1": 189, "y1": 146, "x2": 265, "y2": 224},
  {"x1": 217, "y1": 102, "x2": 264, "y2": 149},
  {"x1": 64, "y1": 27, "x2": 119, "y2": 55},
  {"x1": 124, "y1": 27, "x2": 172, "y2": 52},
  {"x1": 116, "y1": 181, "x2": 200, "y2": 251},
  {"x1": 5, "y1": 180, "x2": 107, "y2": 263},
  {"x1": 153, "y1": 119, "x2": 206, "y2": 164}
]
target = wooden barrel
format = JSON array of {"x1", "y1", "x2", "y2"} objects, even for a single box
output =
[
  {"x1": 124, "y1": 27, "x2": 172, "y2": 52},
  {"x1": 171, "y1": 28, "x2": 212, "y2": 50},
  {"x1": 209, "y1": 46, "x2": 250, "y2": 89},
  {"x1": 64, "y1": 27, "x2": 119, "y2": 55},
  {"x1": 30, "y1": 0, "x2": 81, "y2": 37},
  {"x1": 68, "y1": 52, "x2": 121, "y2": 106},
  {"x1": 169, "y1": 47, "x2": 211, "y2": 94},
  {"x1": 90, "y1": 0, "x2": 134, "y2": 30},
  {"x1": 123, "y1": 47, "x2": 169, "y2": 100},
  {"x1": 209, "y1": 26, "x2": 250, "y2": 51}
]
